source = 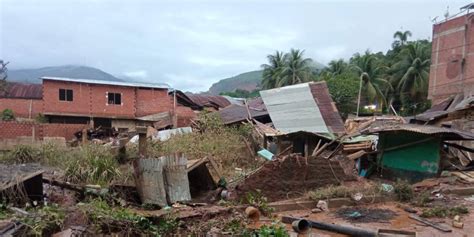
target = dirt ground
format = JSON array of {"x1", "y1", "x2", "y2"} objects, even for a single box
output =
[
  {"x1": 235, "y1": 155, "x2": 355, "y2": 201},
  {"x1": 275, "y1": 202, "x2": 473, "y2": 237}
]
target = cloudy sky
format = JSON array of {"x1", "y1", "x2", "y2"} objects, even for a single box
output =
[{"x1": 0, "y1": 0, "x2": 467, "y2": 92}]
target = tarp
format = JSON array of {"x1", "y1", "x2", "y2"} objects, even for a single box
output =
[{"x1": 152, "y1": 127, "x2": 192, "y2": 141}]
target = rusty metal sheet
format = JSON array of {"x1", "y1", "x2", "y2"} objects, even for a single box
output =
[
  {"x1": 134, "y1": 158, "x2": 167, "y2": 207},
  {"x1": 164, "y1": 154, "x2": 191, "y2": 203},
  {"x1": 0, "y1": 82, "x2": 42, "y2": 99}
]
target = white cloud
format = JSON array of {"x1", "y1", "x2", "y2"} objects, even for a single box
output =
[{"x1": 123, "y1": 70, "x2": 148, "y2": 79}]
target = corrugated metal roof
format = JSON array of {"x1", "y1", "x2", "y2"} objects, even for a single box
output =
[
  {"x1": 185, "y1": 94, "x2": 231, "y2": 109},
  {"x1": 260, "y1": 81, "x2": 344, "y2": 135},
  {"x1": 41, "y1": 76, "x2": 169, "y2": 89},
  {"x1": 0, "y1": 82, "x2": 42, "y2": 99},
  {"x1": 366, "y1": 124, "x2": 474, "y2": 140},
  {"x1": 217, "y1": 104, "x2": 269, "y2": 124}
]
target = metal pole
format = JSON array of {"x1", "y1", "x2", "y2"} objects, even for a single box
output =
[
  {"x1": 173, "y1": 89, "x2": 177, "y2": 128},
  {"x1": 356, "y1": 74, "x2": 363, "y2": 117}
]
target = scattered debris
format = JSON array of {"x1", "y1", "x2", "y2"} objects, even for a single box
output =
[{"x1": 409, "y1": 214, "x2": 452, "y2": 232}]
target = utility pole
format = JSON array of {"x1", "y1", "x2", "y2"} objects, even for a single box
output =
[{"x1": 356, "y1": 74, "x2": 363, "y2": 117}]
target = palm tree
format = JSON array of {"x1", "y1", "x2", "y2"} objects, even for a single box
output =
[
  {"x1": 277, "y1": 49, "x2": 313, "y2": 87},
  {"x1": 390, "y1": 42, "x2": 430, "y2": 109},
  {"x1": 393, "y1": 30, "x2": 412, "y2": 48},
  {"x1": 321, "y1": 59, "x2": 348, "y2": 78},
  {"x1": 350, "y1": 51, "x2": 390, "y2": 112},
  {"x1": 261, "y1": 51, "x2": 286, "y2": 89}
]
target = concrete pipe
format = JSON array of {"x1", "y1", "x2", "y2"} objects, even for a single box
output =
[
  {"x1": 245, "y1": 206, "x2": 261, "y2": 222},
  {"x1": 292, "y1": 219, "x2": 310, "y2": 233}
]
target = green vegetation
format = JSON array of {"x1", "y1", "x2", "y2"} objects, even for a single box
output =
[
  {"x1": 5, "y1": 145, "x2": 41, "y2": 163},
  {"x1": 19, "y1": 205, "x2": 66, "y2": 236},
  {"x1": 64, "y1": 145, "x2": 121, "y2": 185},
  {"x1": 393, "y1": 179, "x2": 414, "y2": 202},
  {"x1": 143, "y1": 112, "x2": 258, "y2": 177},
  {"x1": 256, "y1": 223, "x2": 289, "y2": 237},
  {"x1": 261, "y1": 49, "x2": 314, "y2": 89},
  {"x1": 220, "y1": 88, "x2": 260, "y2": 98},
  {"x1": 1, "y1": 143, "x2": 122, "y2": 186},
  {"x1": 1, "y1": 108, "x2": 15, "y2": 121},
  {"x1": 244, "y1": 189, "x2": 274, "y2": 215},
  {"x1": 81, "y1": 198, "x2": 178, "y2": 235},
  {"x1": 421, "y1": 205, "x2": 469, "y2": 218},
  {"x1": 261, "y1": 29, "x2": 432, "y2": 116},
  {"x1": 309, "y1": 183, "x2": 383, "y2": 200},
  {"x1": 209, "y1": 70, "x2": 263, "y2": 95}
]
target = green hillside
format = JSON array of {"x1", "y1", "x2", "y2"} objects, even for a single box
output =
[{"x1": 208, "y1": 70, "x2": 263, "y2": 95}]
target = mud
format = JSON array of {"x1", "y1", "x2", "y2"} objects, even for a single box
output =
[
  {"x1": 335, "y1": 207, "x2": 397, "y2": 223},
  {"x1": 235, "y1": 155, "x2": 355, "y2": 201}
]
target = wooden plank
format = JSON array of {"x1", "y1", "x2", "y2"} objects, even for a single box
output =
[
  {"x1": 207, "y1": 156, "x2": 223, "y2": 178},
  {"x1": 409, "y1": 214, "x2": 451, "y2": 232},
  {"x1": 347, "y1": 150, "x2": 367, "y2": 160}
]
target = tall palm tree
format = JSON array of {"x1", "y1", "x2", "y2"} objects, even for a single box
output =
[
  {"x1": 390, "y1": 42, "x2": 430, "y2": 109},
  {"x1": 261, "y1": 51, "x2": 286, "y2": 89},
  {"x1": 278, "y1": 49, "x2": 313, "y2": 87},
  {"x1": 351, "y1": 51, "x2": 390, "y2": 111},
  {"x1": 322, "y1": 59, "x2": 348, "y2": 78},
  {"x1": 393, "y1": 30, "x2": 412, "y2": 47}
]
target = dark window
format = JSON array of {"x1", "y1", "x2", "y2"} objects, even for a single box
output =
[
  {"x1": 59, "y1": 89, "x2": 73, "y2": 101},
  {"x1": 107, "y1": 92, "x2": 122, "y2": 105}
]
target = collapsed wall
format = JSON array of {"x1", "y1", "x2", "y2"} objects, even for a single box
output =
[{"x1": 235, "y1": 155, "x2": 355, "y2": 202}]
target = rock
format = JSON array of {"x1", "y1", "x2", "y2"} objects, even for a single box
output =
[
  {"x1": 453, "y1": 221, "x2": 464, "y2": 229},
  {"x1": 311, "y1": 208, "x2": 322, "y2": 213},
  {"x1": 454, "y1": 215, "x2": 461, "y2": 222},
  {"x1": 316, "y1": 200, "x2": 329, "y2": 212}
]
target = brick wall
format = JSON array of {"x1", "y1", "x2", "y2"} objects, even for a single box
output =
[
  {"x1": 90, "y1": 84, "x2": 136, "y2": 118},
  {"x1": 0, "y1": 98, "x2": 43, "y2": 119},
  {"x1": 0, "y1": 121, "x2": 41, "y2": 139},
  {"x1": 135, "y1": 88, "x2": 171, "y2": 117},
  {"x1": 43, "y1": 80, "x2": 171, "y2": 119},
  {"x1": 430, "y1": 13, "x2": 474, "y2": 104},
  {"x1": 176, "y1": 105, "x2": 197, "y2": 127},
  {"x1": 0, "y1": 121, "x2": 86, "y2": 141}
]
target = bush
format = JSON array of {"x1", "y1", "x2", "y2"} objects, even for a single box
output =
[
  {"x1": 81, "y1": 198, "x2": 178, "y2": 235},
  {"x1": 147, "y1": 112, "x2": 257, "y2": 178},
  {"x1": 65, "y1": 144, "x2": 121, "y2": 185},
  {"x1": 5, "y1": 145, "x2": 41, "y2": 163},
  {"x1": 1, "y1": 108, "x2": 15, "y2": 121},
  {"x1": 393, "y1": 179, "x2": 413, "y2": 202},
  {"x1": 421, "y1": 205, "x2": 469, "y2": 218},
  {"x1": 19, "y1": 205, "x2": 65, "y2": 236}
]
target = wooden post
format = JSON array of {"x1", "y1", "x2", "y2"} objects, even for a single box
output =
[
  {"x1": 82, "y1": 128, "x2": 87, "y2": 144},
  {"x1": 137, "y1": 126, "x2": 148, "y2": 157}
]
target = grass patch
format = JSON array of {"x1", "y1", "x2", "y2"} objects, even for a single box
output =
[
  {"x1": 64, "y1": 144, "x2": 121, "y2": 185},
  {"x1": 80, "y1": 198, "x2": 178, "y2": 235},
  {"x1": 420, "y1": 205, "x2": 469, "y2": 218},
  {"x1": 19, "y1": 205, "x2": 65, "y2": 236},
  {"x1": 244, "y1": 189, "x2": 274, "y2": 215},
  {"x1": 309, "y1": 183, "x2": 383, "y2": 200}
]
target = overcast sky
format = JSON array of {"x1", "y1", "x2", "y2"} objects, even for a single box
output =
[{"x1": 0, "y1": 0, "x2": 467, "y2": 92}]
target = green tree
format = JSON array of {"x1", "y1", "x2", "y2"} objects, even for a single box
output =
[
  {"x1": 261, "y1": 51, "x2": 286, "y2": 89},
  {"x1": 325, "y1": 72, "x2": 359, "y2": 119},
  {"x1": 392, "y1": 30, "x2": 412, "y2": 48},
  {"x1": 278, "y1": 49, "x2": 313, "y2": 87},
  {"x1": 350, "y1": 51, "x2": 390, "y2": 111},
  {"x1": 320, "y1": 59, "x2": 348, "y2": 79},
  {"x1": 390, "y1": 42, "x2": 431, "y2": 114}
]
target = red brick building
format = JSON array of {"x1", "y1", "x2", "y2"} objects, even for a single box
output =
[
  {"x1": 429, "y1": 11, "x2": 474, "y2": 104},
  {"x1": 40, "y1": 77, "x2": 172, "y2": 129}
]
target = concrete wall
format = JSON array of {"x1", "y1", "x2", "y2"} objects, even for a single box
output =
[{"x1": 430, "y1": 13, "x2": 474, "y2": 104}]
